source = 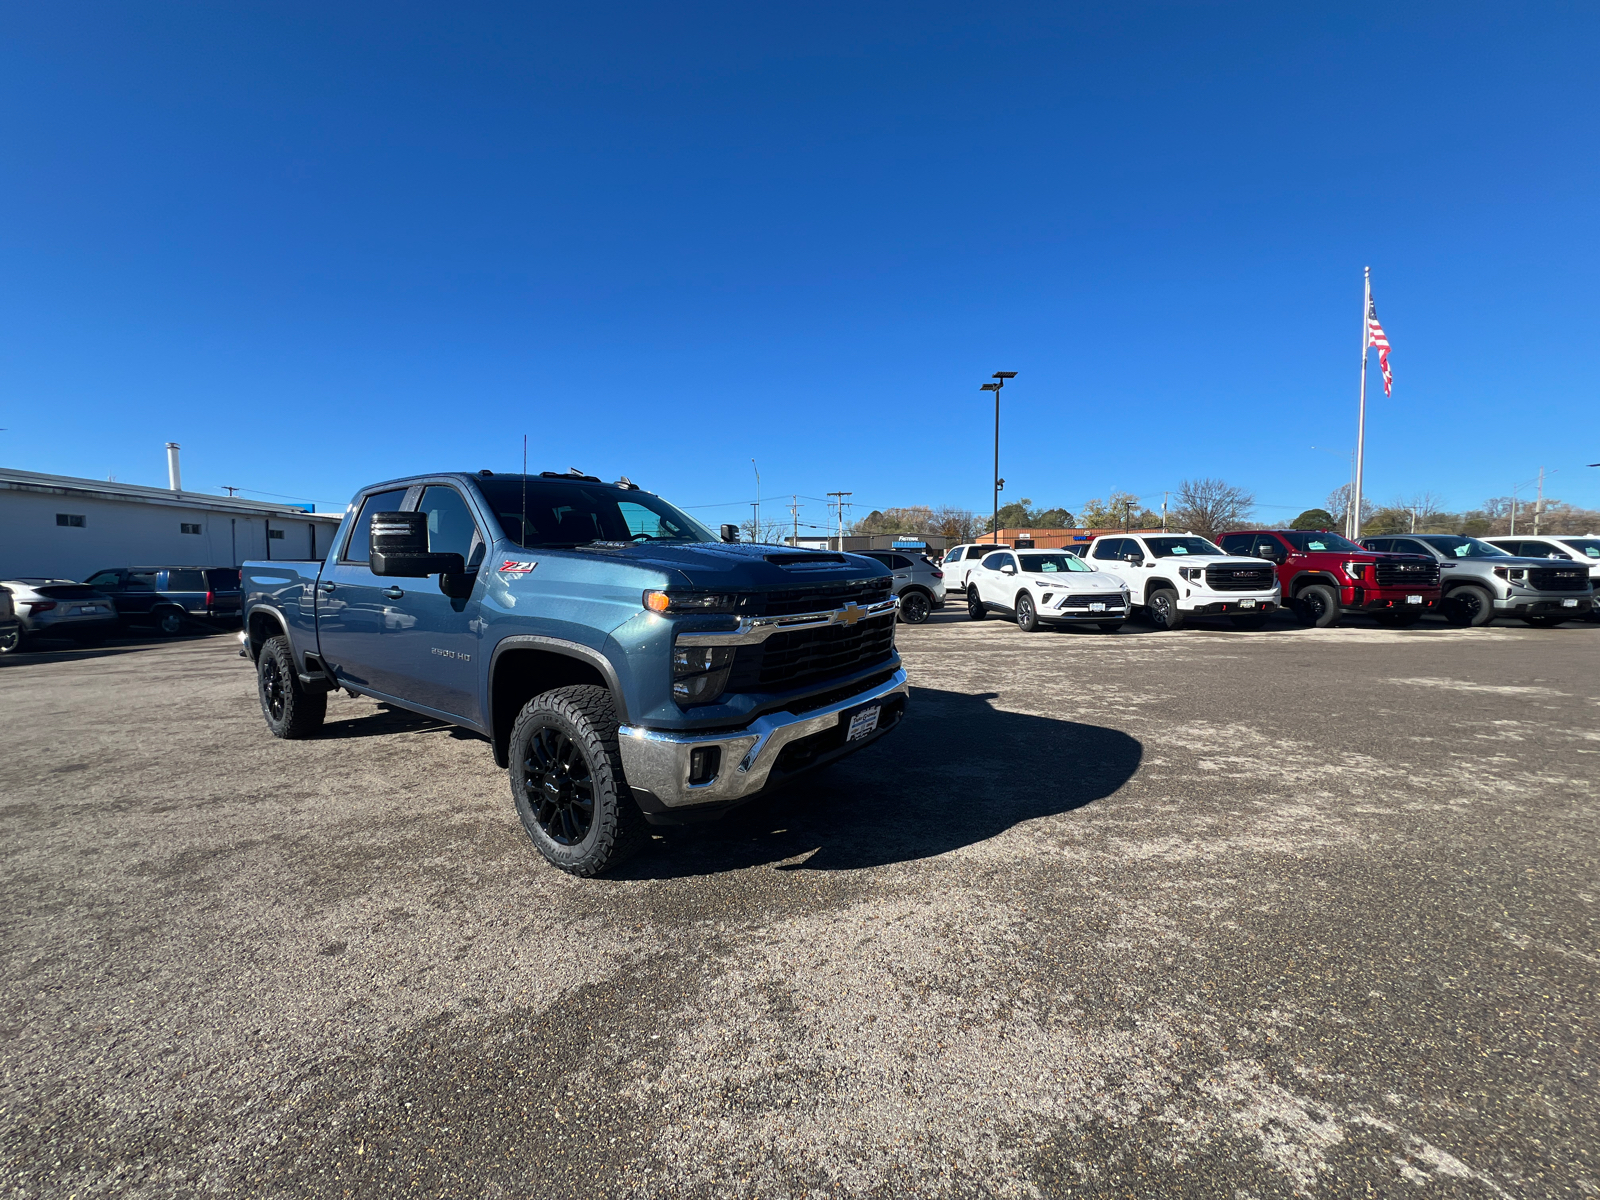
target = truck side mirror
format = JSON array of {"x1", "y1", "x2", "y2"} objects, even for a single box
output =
[
  {"x1": 721, "y1": 524, "x2": 740, "y2": 543},
  {"x1": 369, "y1": 511, "x2": 466, "y2": 578},
  {"x1": 1123, "y1": 552, "x2": 1143, "y2": 564}
]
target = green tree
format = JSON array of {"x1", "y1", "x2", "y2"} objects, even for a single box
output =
[
  {"x1": 1364, "y1": 507, "x2": 1414, "y2": 535},
  {"x1": 1078, "y1": 490, "x2": 1162, "y2": 530},
  {"x1": 1290, "y1": 508, "x2": 1337, "y2": 530}
]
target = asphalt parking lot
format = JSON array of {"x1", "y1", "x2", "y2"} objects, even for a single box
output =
[{"x1": 2, "y1": 612, "x2": 1597, "y2": 1199}]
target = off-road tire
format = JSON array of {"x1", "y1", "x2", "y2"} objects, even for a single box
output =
[
  {"x1": 1096, "y1": 622, "x2": 1124, "y2": 633},
  {"x1": 1523, "y1": 614, "x2": 1568, "y2": 628},
  {"x1": 1146, "y1": 588, "x2": 1183, "y2": 631},
  {"x1": 1231, "y1": 614, "x2": 1268, "y2": 631},
  {"x1": 509, "y1": 684, "x2": 646, "y2": 877},
  {"x1": 1443, "y1": 585, "x2": 1494, "y2": 627},
  {"x1": 1294, "y1": 584, "x2": 1341, "y2": 628},
  {"x1": 257, "y1": 635, "x2": 326, "y2": 739},
  {"x1": 156, "y1": 608, "x2": 187, "y2": 636},
  {"x1": 898, "y1": 590, "x2": 932, "y2": 625},
  {"x1": 1015, "y1": 592, "x2": 1040, "y2": 632},
  {"x1": 967, "y1": 591, "x2": 987, "y2": 621}
]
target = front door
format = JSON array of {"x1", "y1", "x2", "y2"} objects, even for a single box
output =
[{"x1": 315, "y1": 487, "x2": 412, "y2": 697}]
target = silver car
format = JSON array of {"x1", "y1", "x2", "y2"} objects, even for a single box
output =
[
  {"x1": 858, "y1": 550, "x2": 947, "y2": 624},
  {"x1": 1, "y1": 579, "x2": 120, "y2": 647},
  {"x1": 1359, "y1": 536, "x2": 1593, "y2": 627}
]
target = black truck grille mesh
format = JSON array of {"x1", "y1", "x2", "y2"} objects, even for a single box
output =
[
  {"x1": 1529, "y1": 567, "x2": 1589, "y2": 591},
  {"x1": 757, "y1": 577, "x2": 893, "y2": 617},
  {"x1": 724, "y1": 614, "x2": 896, "y2": 692},
  {"x1": 1205, "y1": 565, "x2": 1276, "y2": 592},
  {"x1": 1060, "y1": 594, "x2": 1125, "y2": 608},
  {"x1": 1375, "y1": 560, "x2": 1441, "y2": 587}
]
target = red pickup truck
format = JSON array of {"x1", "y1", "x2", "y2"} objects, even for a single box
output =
[{"x1": 1217, "y1": 529, "x2": 1442, "y2": 627}]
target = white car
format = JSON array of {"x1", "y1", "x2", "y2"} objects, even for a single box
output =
[
  {"x1": 938, "y1": 543, "x2": 1006, "y2": 595},
  {"x1": 1083, "y1": 533, "x2": 1281, "y2": 630},
  {"x1": 965, "y1": 549, "x2": 1131, "y2": 632}
]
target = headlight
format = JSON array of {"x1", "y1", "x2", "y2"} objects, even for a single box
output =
[
  {"x1": 644, "y1": 590, "x2": 740, "y2": 614},
  {"x1": 672, "y1": 643, "x2": 735, "y2": 706},
  {"x1": 1342, "y1": 561, "x2": 1366, "y2": 581}
]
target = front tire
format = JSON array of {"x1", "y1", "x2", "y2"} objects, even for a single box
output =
[
  {"x1": 156, "y1": 608, "x2": 186, "y2": 636},
  {"x1": 1015, "y1": 593, "x2": 1040, "y2": 632},
  {"x1": 257, "y1": 635, "x2": 326, "y2": 739},
  {"x1": 0, "y1": 629, "x2": 22, "y2": 653},
  {"x1": 967, "y1": 591, "x2": 987, "y2": 621},
  {"x1": 509, "y1": 684, "x2": 645, "y2": 877},
  {"x1": 1443, "y1": 585, "x2": 1494, "y2": 627},
  {"x1": 1295, "y1": 584, "x2": 1341, "y2": 628},
  {"x1": 898, "y1": 590, "x2": 932, "y2": 624},
  {"x1": 1146, "y1": 588, "x2": 1183, "y2": 630}
]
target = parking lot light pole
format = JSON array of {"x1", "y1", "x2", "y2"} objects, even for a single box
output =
[{"x1": 981, "y1": 372, "x2": 1017, "y2": 543}]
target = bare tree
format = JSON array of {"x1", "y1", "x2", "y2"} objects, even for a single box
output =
[{"x1": 1172, "y1": 478, "x2": 1254, "y2": 542}]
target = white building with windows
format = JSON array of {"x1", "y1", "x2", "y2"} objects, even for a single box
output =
[{"x1": 0, "y1": 466, "x2": 344, "y2": 581}]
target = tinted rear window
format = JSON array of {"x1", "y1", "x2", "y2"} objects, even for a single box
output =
[
  {"x1": 205, "y1": 569, "x2": 241, "y2": 589},
  {"x1": 166, "y1": 570, "x2": 206, "y2": 590}
]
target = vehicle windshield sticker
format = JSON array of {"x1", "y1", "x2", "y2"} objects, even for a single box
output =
[
  {"x1": 1171, "y1": 546, "x2": 1188, "y2": 554},
  {"x1": 1308, "y1": 540, "x2": 1328, "y2": 550},
  {"x1": 499, "y1": 560, "x2": 538, "y2": 574}
]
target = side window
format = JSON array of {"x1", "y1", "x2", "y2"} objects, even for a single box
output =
[
  {"x1": 1363, "y1": 538, "x2": 1391, "y2": 552},
  {"x1": 1091, "y1": 538, "x2": 1120, "y2": 560},
  {"x1": 1253, "y1": 535, "x2": 1286, "y2": 558},
  {"x1": 890, "y1": 554, "x2": 913, "y2": 570},
  {"x1": 1395, "y1": 539, "x2": 1430, "y2": 556},
  {"x1": 167, "y1": 570, "x2": 206, "y2": 591},
  {"x1": 862, "y1": 553, "x2": 892, "y2": 568},
  {"x1": 342, "y1": 489, "x2": 410, "y2": 563},
  {"x1": 946, "y1": 547, "x2": 964, "y2": 562},
  {"x1": 85, "y1": 571, "x2": 121, "y2": 588},
  {"x1": 979, "y1": 552, "x2": 1008, "y2": 570},
  {"x1": 417, "y1": 486, "x2": 486, "y2": 568},
  {"x1": 1218, "y1": 534, "x2": 1249, "y2": 554},
  {"x1": 126, "y1": 571, "x2": 158, "y2": 591}
]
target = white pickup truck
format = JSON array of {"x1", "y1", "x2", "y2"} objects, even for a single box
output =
[{"x1": 1082, "y1": 533, "x2": 1281, "y2": 629}]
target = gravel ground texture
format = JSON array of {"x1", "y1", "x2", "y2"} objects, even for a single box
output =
[{"x1": 1, "y1": 612, "x2": 1596, "y2": 1199}]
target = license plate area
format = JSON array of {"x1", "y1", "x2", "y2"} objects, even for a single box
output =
[
  {"x1": 1406, "y1": 594, "x2": 1423, "y2": 604},
  {"x1": 1238, "y1": 598, "x2": 1257, "y2": 609},
  {"x1": 1089, "y1": 601, "x2": 1106, "y2": 612},
  {"x1": 845, "y1": 705, "x2": 881, "y2": 742},
  {"x1": 1563, "y1": 598, "x2": 1579, "y2": 607}
]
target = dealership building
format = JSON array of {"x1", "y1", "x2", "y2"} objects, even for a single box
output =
[{"x1": 0, "y1": 464, "x2": 344, "y2": 582}]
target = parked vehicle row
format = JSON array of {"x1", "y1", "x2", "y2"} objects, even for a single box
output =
[
  {"x1": 938, "y1": 529, "x2": 1596, "y2": 632},
  {"x1": 0, "y1": 565, "x2": 244, "y2": 652}
]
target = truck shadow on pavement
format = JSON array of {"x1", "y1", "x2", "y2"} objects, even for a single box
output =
[{"x1": 618, "y1": 686, "x2": 1142, "y2": 878}]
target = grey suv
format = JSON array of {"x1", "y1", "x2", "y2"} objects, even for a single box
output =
[
  {"x1": 0, "y1": 585, "x2": 19, "y2": 653},
  {"x1": 1360, "y1": 535, "x2": 1594, "y2": 627},
  {"x1": 859, "y1": 551, "x2": 946, "y2": 624},
  {"x1": 1, "y1": 579, "x2": 120, "y2": 647}
]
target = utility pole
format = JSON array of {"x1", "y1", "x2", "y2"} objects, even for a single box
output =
[
  {"x1": 980, "y1": 371, "x2": 1017, "y2": 544},
  {"x1": 789, "y1": 495, "x2": 801, "y2": 547},
  {"x1": 750, "y1": 502, "x2": 760, "y2": 543},
  {"x1": 1534, "y1": 466, "x2": 1544, "y2": 535},
  {"x1": 827, "y1": 491, "x2": 852, "y2": 551},
  {"x1": 1162, "y1": 492, "x2": 1168, "y2": 532},
  {"x1": 222, "y1": 486, "x2": 239, "y2": 497},
  {"x1": 752, "y1": 460, "x2": 760, "y2": 542}
]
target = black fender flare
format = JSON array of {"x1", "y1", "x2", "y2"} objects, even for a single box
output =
[
  {"x1": 1144, "y1": 576, "x2": 1177, "y2": 603},
  {"x1": 1289, "y1": 571, "x2": 1340, "y2": 595},
  {"x1": 243, "y1": 603, "x2": 290, "y2": 661},
  {"x1": 486, "y1": 634, "x2": 631, "y2": 761}
]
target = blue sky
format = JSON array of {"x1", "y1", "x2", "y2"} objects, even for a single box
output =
[{"x1": 3, "y1": 3, "x2": 1597, "y2": 531}]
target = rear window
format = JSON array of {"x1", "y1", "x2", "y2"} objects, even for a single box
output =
[
  {"x1": 205, "y1": 568, "x2": 241, "y2": 589},
  {"x1": 36, "y1": 585, "x2": 103, "y2": 600},
  {"x1": 166, "y1": 570, "x2": 206, "y2": 590}
]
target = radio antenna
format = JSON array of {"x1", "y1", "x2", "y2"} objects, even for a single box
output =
[{"x1": 521, "y1": 435, "x2": 528, "y2": 546}]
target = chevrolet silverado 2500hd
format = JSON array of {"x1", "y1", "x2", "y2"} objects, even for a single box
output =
[{"x1": 241, "y1": 471, "x2": 908, "y2": 875}]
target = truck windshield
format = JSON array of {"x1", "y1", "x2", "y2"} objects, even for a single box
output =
[
  {"x1": 478, "y1": 479, "x2": 718, "y2": 548},
  {"x1": 1018, "y1": 554, "x2": 1093, "y2": 573},
  {"x1": 1282, "y1": 531, "x2": 1362, "y2": 552},
  {"x1": 1421, "y1": 536, "x2": 1511, "y2": 559},
  {"x1": 1145, "y1": 536, "x2": 1225, "y2": 557},
  {"x1": 1557, "y1": 539, "x2": 1600, "y2": 559}
]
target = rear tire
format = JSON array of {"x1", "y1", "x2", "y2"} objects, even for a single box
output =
[
  {"x1": 1294, "y1": 584, "x2": 1341, "y2": 628},
  {"x1": 898, "y1": 590, "x2": 931, "y2": 624},
  {"x1": 509, "y1": 684, "x2": 645, "y2": 877},
  {"x1": 967, "y1": 591, "x2": 987, "y2": 621},
  {"x1": 1015, "y1": 592, "x2": 1040, "y2": 632},
  {"x1": 156, "y1": 608, "x2": 186, "y2": 636},
  {"x1": 1146, "y1": 588, "x2": 1183, "y2": 630},
  {"x1": 1443, "y1": 585, "x2": 1494, "y2": 627},
  {"x1": 0, "y1": 629, "x2": 22, "y2": 653},
  {"x1": 257, "y1": 635, "x2": 326, "y2": 739}
]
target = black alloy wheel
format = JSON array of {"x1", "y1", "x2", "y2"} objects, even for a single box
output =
[
  {"x1": 1443, "y1": 585, "x2": 1493, "y2": 628},
  {"x1": 899, "y1": 590, "x2": 932, "y2": 624},
  {"x1": 261, "y1": 653, "x2": 287, "y2": 723},
  {"x1": 1015, "y1": 593, "x2": 1040, "y2": 632},
  {"x1": 1295, "y1": 584, "x2": 1340, "y2": 628},
  {"x1": 523, "y1": 725, "x2": 596, "y2": 847},
  {"x1": 967, "y1": 591, "x2": 986, "y2": 621},
  {"x1": 1147, "y1": 588, "x2": 1183, "y2": 630}
]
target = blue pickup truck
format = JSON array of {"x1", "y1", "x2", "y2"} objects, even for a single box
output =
[{"x1": 241, "y1": 470, "x2": 908, "y2": 875}]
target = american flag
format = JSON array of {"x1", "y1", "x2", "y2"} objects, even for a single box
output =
[{"x1": 1366, "y1": 295, "x2": 1392, "y2": 396}]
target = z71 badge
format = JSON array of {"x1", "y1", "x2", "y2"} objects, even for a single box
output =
[{"x1": 499, "y1": 560, "x2": 538, "y2": 575}]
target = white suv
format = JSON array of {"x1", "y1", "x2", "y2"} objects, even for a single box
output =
[
  {"x1": 1085, "y1": 533, "x2": 1281, "y2": 630},
  {"x1": 965, "y1": 549, "x2": 1131, "y2": 632},
  {"x1": 938, "y1": 543, "x2": 1006, "y2": 596}
]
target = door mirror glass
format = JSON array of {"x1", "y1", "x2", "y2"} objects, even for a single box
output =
[
  {"x1": 1000, "y1": 563, "x2": 1016, "y2": 575},
  {"x1": 721, "y1": 523, "x2": 740, "y2": 543},
  {"x1": 370, "y1": 512, "x2": 465, "y2": 577}
]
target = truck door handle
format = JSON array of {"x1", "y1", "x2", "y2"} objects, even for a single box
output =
[
  {"x1": 318, "y1": 582, "x2": 336, "y2": 593},
  {"x1": 383, "y1": 587, "x2": 404, "y2": 599}
]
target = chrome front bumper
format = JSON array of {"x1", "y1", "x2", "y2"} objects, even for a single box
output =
[{"x1": 617, "y1": 668, "x2": 909, "y2": 809}]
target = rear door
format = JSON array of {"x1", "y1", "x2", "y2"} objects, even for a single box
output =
[
  {"x1": 314, "y1": 487, "x2": 412, "y2": 697},
  {"x1": 163, "y1": 569, "x2": 208, "y2": 614}
]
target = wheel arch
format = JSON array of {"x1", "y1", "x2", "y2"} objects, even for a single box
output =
[
  {"x1": 1290, "y1": 570, "x2": 1340, "y2": 595},
  {"x1": 1145, "y1": 576, "x2": 1177, "y2": 600},
  {"x1": 488, "y1": 636, "x2": 628, "y2": 768},
  {"x1": 244, "y1": 604, "x2": 289, "y2": 662}
]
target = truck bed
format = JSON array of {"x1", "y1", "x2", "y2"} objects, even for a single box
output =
[{"x1": 241, "y1": 560, "x2": 321, "y2": 668}]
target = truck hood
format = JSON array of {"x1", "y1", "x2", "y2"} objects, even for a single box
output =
[{"x1": 567, "y1": 542, "x2": 888, "y2": 590}]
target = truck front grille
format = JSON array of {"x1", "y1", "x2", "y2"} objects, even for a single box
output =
[
  {"x1": 724, "y1": 614, "x2": 896, "y2": 692},
  {"x1": 1205, "y1": 565, "x2": 1276, "y2": 592},
  {"x1": 1529, "y1": 567, "x2": 1589, "y2": 592},
  {"x1": 1375, "y1": 559, "x2": 1440, "y2": 587},
  {"x1": 757, "y1": 577, "x2": 893, "y2": 617}
]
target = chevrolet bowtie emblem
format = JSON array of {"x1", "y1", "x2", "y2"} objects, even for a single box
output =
[{"x1": 835, "y1": 603, "x2": 864, "y2": 626}]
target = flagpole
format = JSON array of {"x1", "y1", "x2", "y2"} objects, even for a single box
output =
[{"x1": 1352, "y1": 266, "x2": 1370, "y2": 539}]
